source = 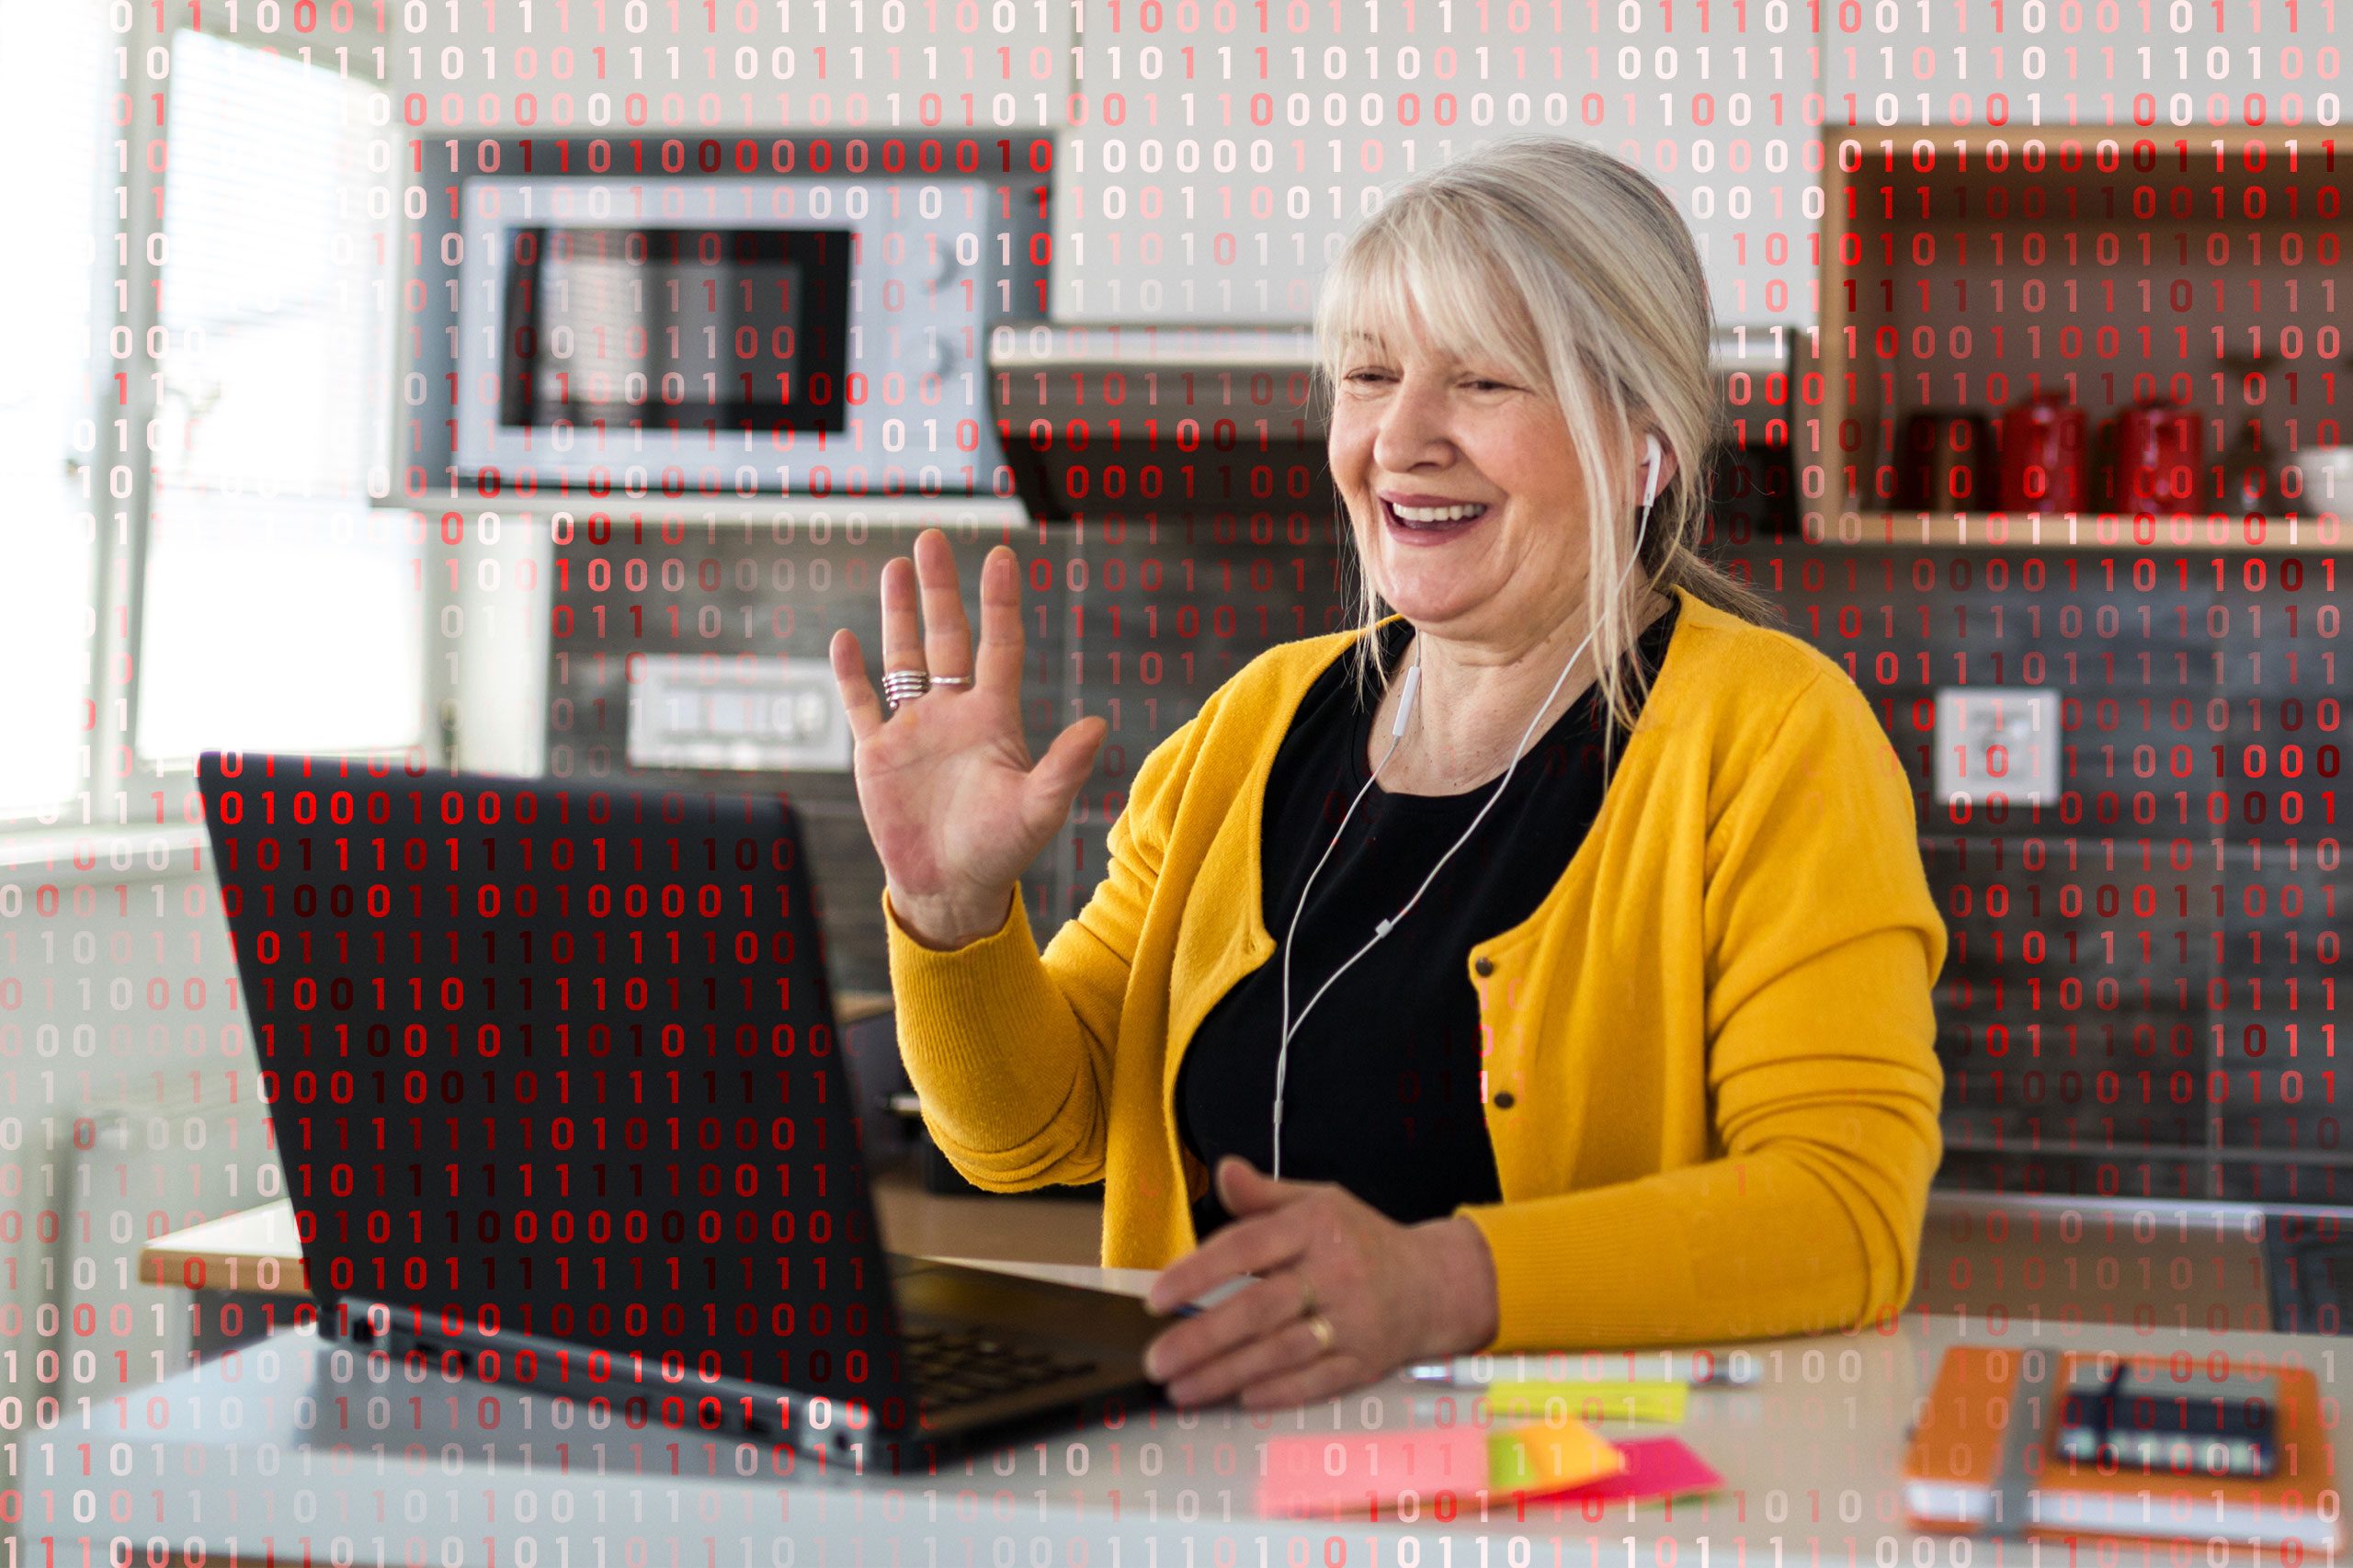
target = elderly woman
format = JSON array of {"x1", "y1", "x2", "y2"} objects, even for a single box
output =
[{"x1": 828, "y1": 135, "x2": 1946, "y2": 1411}]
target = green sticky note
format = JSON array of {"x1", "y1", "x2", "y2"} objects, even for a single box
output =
[
  {"x1": 1488, "y1": 1418, "x2": 1626, "y2": 1494},
  {"x1": 1484, "y1": 1381, "x2": 1691, "y2": 1426}
]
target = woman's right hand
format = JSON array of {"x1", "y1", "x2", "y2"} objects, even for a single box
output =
[{"x1": 829, "y1": 529, "x2": 1108, "y2": 951}]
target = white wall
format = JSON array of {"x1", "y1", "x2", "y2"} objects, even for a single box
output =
[
  {"x1": 1058, "y1": 3, "x2": 1823, "y2": 325},
  {"x1": 0, "y1": 842, "x2": 276, "y2": 1422},
  {"x1": 1822, "y1": 0, "x2": 2292, "y2": 131}
]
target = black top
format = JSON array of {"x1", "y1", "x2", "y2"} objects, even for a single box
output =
[{"x1": 1174, "y1": 599, "x2": 1681, "y2": 1241}]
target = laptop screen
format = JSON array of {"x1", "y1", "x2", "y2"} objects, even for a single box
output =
[{"x1": 200, "y1": 754, "x2": 905, "y2": 1422}]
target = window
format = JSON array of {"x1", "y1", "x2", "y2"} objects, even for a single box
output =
[
  {"x1": 0, "y1": 16, "x2": 415, "y2": 834},
  {"x1": 136, "y1": 29, "x2": 416, "y2": 765},
  {"x1": 0, "y1": 0, "x2": 108, "y2": 819}
]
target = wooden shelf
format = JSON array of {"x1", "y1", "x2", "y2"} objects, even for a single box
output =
[
  {"x1": 1813, "y1": 511, "x2": 2346, "y2": 551},
  {"x1": 1810, "y1": 123, "x2": 2350, "y2": 540},
  {"x1": 1827, "y1": 126, "x2": 2336, "y2": 200}
]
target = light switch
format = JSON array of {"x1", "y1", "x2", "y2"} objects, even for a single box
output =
[
  {"x1": 626, "y1": 656, "x2": 854, "y2": 772},
  {"x1": 1933, "y1": 687, "x2": 2061, "y2": 805}
]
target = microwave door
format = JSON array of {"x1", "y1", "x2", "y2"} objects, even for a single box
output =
[
  {"x1": 505, "y1": 228, "x2": 843, "y2": 442},
  {"x1": 702, "y1": 256, "x2": 808, "y2": 432},
  {"x1": 551, "y1": 251, "x2": 647, "y2": 428},
  {"x1": 501, "y1": 236, "x2": 655, "y2": 431}
]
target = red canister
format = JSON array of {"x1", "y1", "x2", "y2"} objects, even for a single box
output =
[
  {"x1": 1998, "y1": 392, "x2": 2088, "y2": 512},
  {"x1": 2109, "y1": 397, "x2": 2201, "y2": 511},
  {"x1": 1897, "y1": 411, "x2": 1995, "y2": 509}
]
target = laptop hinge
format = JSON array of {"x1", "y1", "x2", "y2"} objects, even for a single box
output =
[{"x1": 336, "y1": 1295, "x2": 902, "y2": 1458}]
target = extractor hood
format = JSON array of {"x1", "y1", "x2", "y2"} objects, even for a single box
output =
[
  {"x1": 985, "y1": 324, "x2": 1794, "y2": 527},
  {"x1": 987, "y1": 327, "x2": 1329, "y2": 526}
]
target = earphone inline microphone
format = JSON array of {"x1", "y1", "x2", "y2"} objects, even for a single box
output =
[{"x1": 1264, "y1": 433, "x2": 1665, "y2": 1180}]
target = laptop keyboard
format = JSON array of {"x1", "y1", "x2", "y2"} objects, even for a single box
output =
[{"x1": 904, "y1": 1326, "x2": 1100, "y2": 1409}]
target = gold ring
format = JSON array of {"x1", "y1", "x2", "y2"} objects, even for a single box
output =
[
  {"x1": 1299, "y1": 1278, "x2": 1319, "y2": 1317},
  {"x1": 1303, "y1": 1312, "x2": 1336, "y2": 1354}
]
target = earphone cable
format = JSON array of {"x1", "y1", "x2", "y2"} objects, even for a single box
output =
[
  {"x1": 1267, "y1": 612, "x2": 1604, "y2": 1176},
  {"x1": 1267, "y1": 445, "x2": 1663, "y2": 1181},
  {"x1": 1268, "y1": 719, "x2": 1409, "y2": 1178}
]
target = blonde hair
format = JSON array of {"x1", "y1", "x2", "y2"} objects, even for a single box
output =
[{"x1": 1313, "y1": 134, "x2": 1780, "y2": 760}]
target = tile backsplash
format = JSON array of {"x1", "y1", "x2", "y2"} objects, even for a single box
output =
[{"x1": 539, "y1": 453, "x2": 2346, "y2": 1209}]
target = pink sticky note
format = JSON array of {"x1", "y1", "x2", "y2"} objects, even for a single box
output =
[
  {"x1": 1256, "y1": 1424, "x2": 1620, "y2": 1518},
  {"x1": 1548, "y1": 1437, "x2": 1722, "y2": 1504},
  {"x1": 1258, "y1": 1428, "x2": 1491, "y2": 1517}
]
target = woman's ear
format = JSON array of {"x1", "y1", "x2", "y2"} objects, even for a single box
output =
[{"x1": 1641, "y1": 433, "x2": 1679, "y2": 504}]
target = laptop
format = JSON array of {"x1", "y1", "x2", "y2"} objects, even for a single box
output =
[{"x1": 199, "y1": 753, "x2": 1165, "y2": 1460}]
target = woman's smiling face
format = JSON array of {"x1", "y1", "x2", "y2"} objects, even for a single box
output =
[{"x1": 1327, "y1": 314, "x2": 1597, "y2": 647}]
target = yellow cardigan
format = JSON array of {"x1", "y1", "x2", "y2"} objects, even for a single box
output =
[{"x1": 882, "y1": 586, "x2": 1949, "y2": 1351}]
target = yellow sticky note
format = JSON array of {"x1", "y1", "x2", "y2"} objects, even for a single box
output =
[
  {"x1": 1485, "y1": 1381, "x2": 1691, "y2": 1425},
  {"x1": 1489, "y1": 1418, "x2": 1626, "y2": 1494}
]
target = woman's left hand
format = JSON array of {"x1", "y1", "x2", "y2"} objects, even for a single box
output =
[{"x1": 1141, "y1": 1156, "x2": 1501, "y2": 1409}]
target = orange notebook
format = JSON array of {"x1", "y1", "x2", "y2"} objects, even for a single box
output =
[{"x1": 1903, "y1": 1347, "x2": 2344, "y2": 1551}]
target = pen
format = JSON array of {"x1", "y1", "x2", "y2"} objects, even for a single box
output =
[
  {"x1": 1404, "y1": 1351, "x2": 1758, "y2": 1388},
  {"x1": 1392, "y1": 1393, "x2": 1675, "y2": 1422}
]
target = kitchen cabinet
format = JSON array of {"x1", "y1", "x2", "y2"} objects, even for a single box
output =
[
  {"x1": 1056, "y1": 0, "x2": 1823, "y2": 325},
  {"x1": 385, "y1": 0, "x2": 1076, "y2": 132}
]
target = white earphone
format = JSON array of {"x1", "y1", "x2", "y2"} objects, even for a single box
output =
[{"x1": 1264, "y1": 433, "x2": 1665, "y2": 1180}]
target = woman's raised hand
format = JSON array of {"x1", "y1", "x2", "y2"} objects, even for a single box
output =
[{"x1": 829, "y1": 529, "x2": 1107, "y2": 951}]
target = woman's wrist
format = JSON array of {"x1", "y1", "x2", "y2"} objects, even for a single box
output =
[
  {"x1": 888, "y1": 883, "x2": 1016, "y2": 952},
  {"x1": 1414, "y1": 1213, "x2": 1501, "y2": 1358}
]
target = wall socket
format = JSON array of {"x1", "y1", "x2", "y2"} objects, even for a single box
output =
[
  {"x1": 626, "y1": 655, "x2": 853, "y2": 773},
  {"x1": 1933, "y1": 687, "x2": 2062, "y2": 805}
]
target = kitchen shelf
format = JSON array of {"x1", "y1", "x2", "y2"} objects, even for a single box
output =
[
  {"x1": 1813, "y1": 510, "x2": 2347, "y2": 551},
  {"x1": 1811, "y1": 122, "x2": 2350, "y2": 539}
]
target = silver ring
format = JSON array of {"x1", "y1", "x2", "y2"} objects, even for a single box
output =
[
  {"x1": 930, "y1": 675, "x2": 974, "y2": 687},
  {"x1": 881, "y1": 669, "x2": 932, "y2": 710}
]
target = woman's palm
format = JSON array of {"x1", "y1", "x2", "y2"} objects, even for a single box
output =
[
  {"x1": 852, "y1": 684, "x2": 1054, "y2": 900},
  {"x1": 829, "y1": 532, "x2": 1105, "y2": 938}
]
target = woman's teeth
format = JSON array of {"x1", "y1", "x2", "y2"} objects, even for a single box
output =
[{"x1": 1387, "y1": 501, "x2": 1489, "y2": 527}]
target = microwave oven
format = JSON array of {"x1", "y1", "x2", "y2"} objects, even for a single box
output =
[{"x1": 452, "y1": 176, "x2": 1004, "y2": 494}]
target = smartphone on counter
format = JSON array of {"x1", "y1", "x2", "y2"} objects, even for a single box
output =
[{"x1": 2054, "y1": 1364, "x2": 2276, "y2": 1479}]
